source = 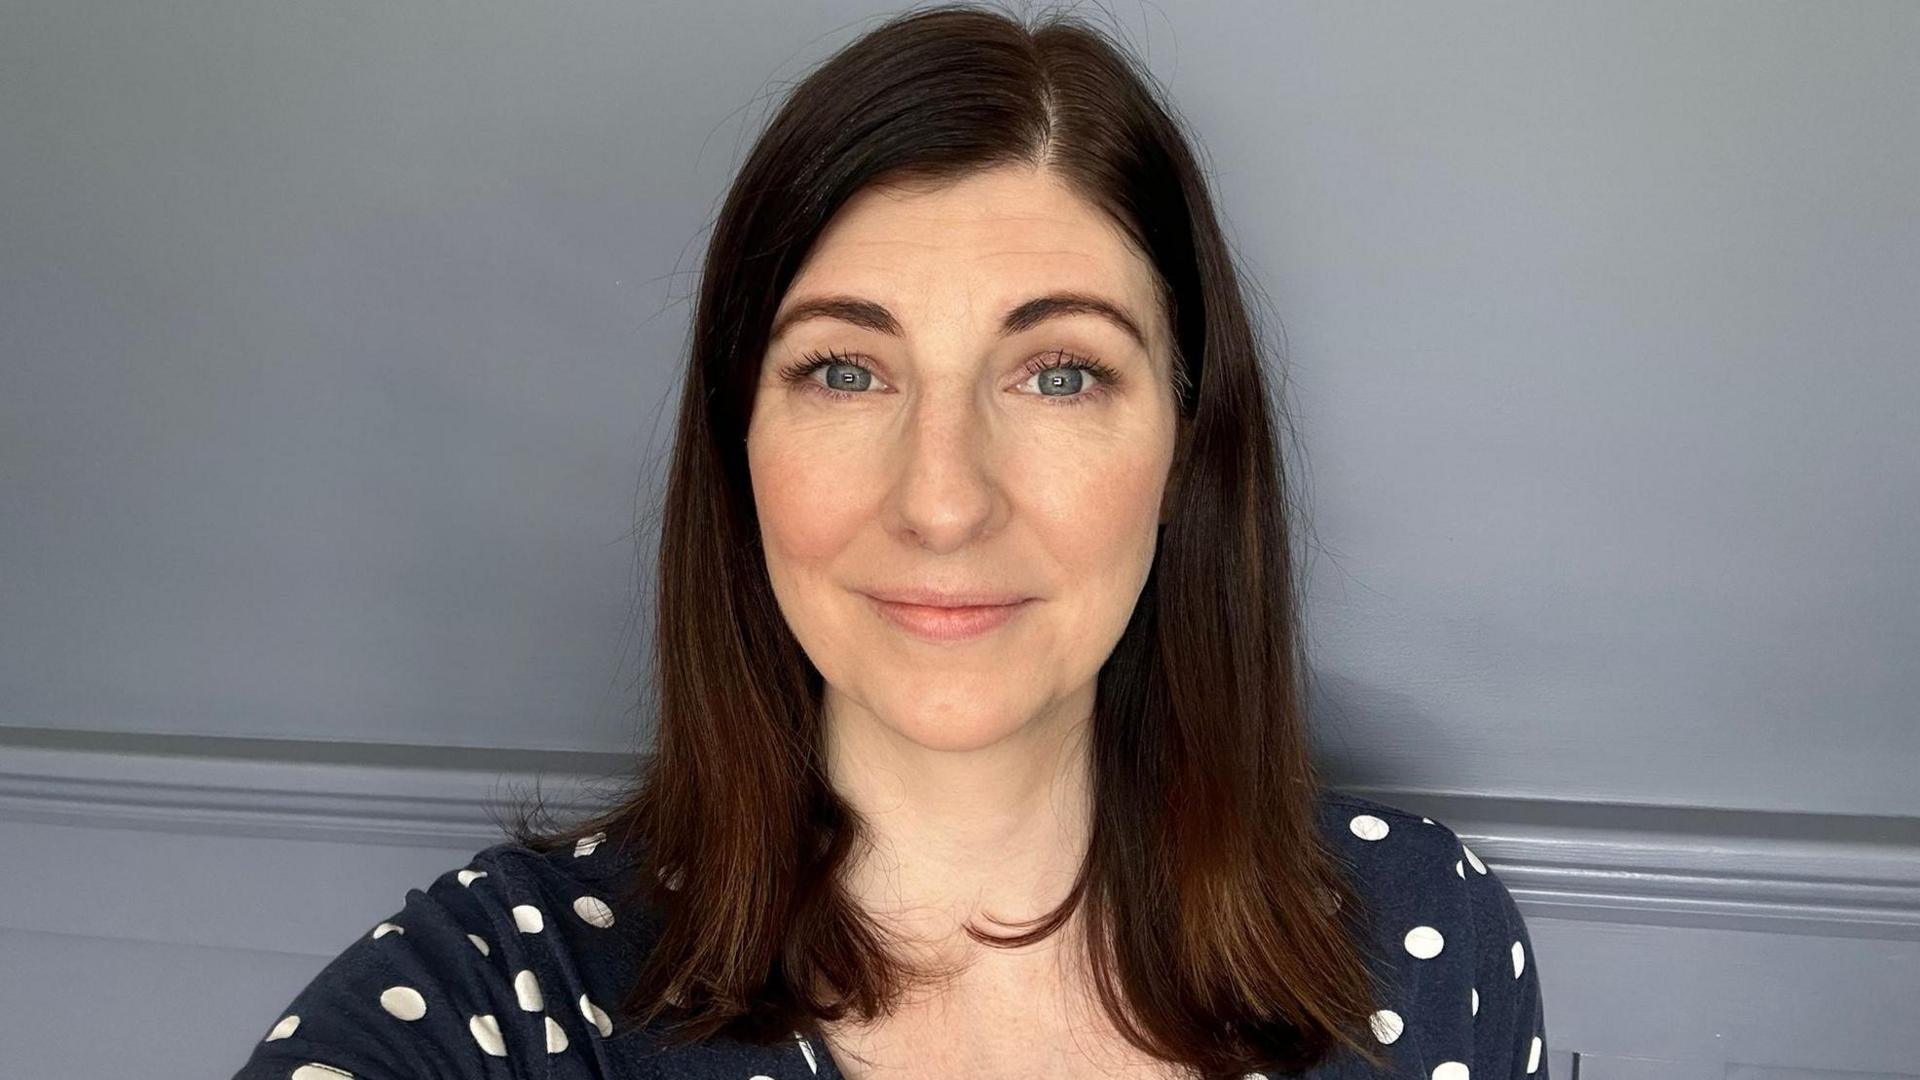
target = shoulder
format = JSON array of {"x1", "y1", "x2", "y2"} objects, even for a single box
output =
[
  {"x1": 1311, "y1": 788, "x2": 1549, "y2": 1075},
  {"x1": 464, "y1": 830, "x2": 652, "y2": 933},
  {"x1": 229, "y1": 831, "x2": 651, "y2": 1080},
  {"x1": 1311, "y1": 786, "x2": 1520, "y2": 949},
  {"x1": 1314, "y1": 788, "x2": 1483, "y2": 880}
]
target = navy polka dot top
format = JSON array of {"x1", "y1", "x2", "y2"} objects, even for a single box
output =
[{"x1": 229, "y1": 790, "x2": 1548, "y2": 1079}]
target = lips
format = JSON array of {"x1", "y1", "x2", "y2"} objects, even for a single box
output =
[
  {"x1": 862, "y1": 594, "x2": 1034, "y2": 643},
  {"x1": 861, "y1": 586, "x2": 1033, "y2": 607}
]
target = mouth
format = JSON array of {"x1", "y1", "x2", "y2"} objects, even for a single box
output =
[{"x1": 861, "y1": 594, "x2": 1035, "y2": 643}]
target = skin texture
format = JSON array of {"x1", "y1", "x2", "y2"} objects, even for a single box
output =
[{"x1": 745, "y1": 163, "x2": 1186, "y2": 1076}]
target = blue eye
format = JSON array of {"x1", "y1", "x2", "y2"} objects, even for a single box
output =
[{"x1": 776, "y1": 348, "x2": 1121, "y2": 407}]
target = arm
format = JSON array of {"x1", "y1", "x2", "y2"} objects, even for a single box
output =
[
  {"x1": 229, "y1": 852, "x2": 582, "y2": 1079},
  {"x1": 1461, "y1": 841, "x2": 1549, "y2": 1078}
]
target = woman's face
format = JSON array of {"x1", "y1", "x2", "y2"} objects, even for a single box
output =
[{"x1": 746, "y1": 164, "x2": 1182, "y2": 753}]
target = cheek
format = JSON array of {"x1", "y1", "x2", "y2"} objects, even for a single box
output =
[
  {"x1": 1020, "y1": 435, "x2": 1168, "y2": 562},
  {"x1": 993, "y1": 433, "x2": 1168, "y2": 661},
  {"x1": 748, "y1": 436, "x2": 869, "y2": 574},
  {"x1": 747, "y1": 436, "x2": 883, "y2": 695}
]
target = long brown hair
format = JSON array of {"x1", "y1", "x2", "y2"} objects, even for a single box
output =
[{"x1": 497, "y1": 3, "x2": 1387, "y2": 1075}]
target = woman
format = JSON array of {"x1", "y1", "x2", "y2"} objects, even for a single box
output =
[{"x1": 233, "y1": 4, "x2": 1548, "y2": 1079}]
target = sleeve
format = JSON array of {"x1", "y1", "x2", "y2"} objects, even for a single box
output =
[
  {"x1": 1460, "y1": 839, "x2": 1550, "y2": 1078},
  {"x1": 229, "y1": 849, "x2": 582, "y2": 1080}
]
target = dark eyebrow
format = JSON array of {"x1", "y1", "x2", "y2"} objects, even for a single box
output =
[{"x1": 768, "y1": 291, "x2": 1149, "y2": 352}]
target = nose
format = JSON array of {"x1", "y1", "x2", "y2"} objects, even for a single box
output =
[{"x1": 884, "y1": 390, "x2": 1006, "y2": 553}]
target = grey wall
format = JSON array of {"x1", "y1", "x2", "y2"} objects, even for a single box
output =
[{"x1": 2, "y1": 2, "x2": 1915, "y2": 1079}]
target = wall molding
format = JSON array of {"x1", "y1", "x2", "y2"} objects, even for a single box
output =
[
  {"x1": 0, "y1": 724, "x2": 631, "y2": 849},
  {"x1": 1339, "y1": 783, "x2": 1920, "y2": 943},
  {"x1": 4, "y1": 725, "x2": 1917, "y2": 941}
]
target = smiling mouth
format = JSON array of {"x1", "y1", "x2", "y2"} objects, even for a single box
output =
[{"x1": 862, "y1": 595, "x2": 1034, "y2": 643}]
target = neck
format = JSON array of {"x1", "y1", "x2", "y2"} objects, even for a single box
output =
[{"x1": 822, "y1": 685, "x2": 1096, "y2": 968}]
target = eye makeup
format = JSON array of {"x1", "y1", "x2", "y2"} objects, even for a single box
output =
[{"x1": 775, "y1": 347, "x2": 1123, "y2": 408}]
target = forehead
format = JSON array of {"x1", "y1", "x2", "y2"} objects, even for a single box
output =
[{"x1": 785, "y1": 166, "x2": 1160, "y2": 318}]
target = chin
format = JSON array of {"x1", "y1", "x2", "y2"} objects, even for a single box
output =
[{"x1": 877, "y1": 691, "x2": 1033, "y2": 752}]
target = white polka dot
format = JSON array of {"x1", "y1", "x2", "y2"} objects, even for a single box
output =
[
  {"x1": 1455, "y1": 860, "x2": 1464, "y2": 878},
  {"x1": 1512, "y1": 939, "x2": 1526, "y2": 978},
  {"x1": 469, "y1": 1013, "x2": 507, "y2": 1057},
  {"x1": 1463, "y1": 843, "x2": 1487, "y2": 874},
  {"x1": 379, "y1": 985, "x2": 426, "y2": 1021},
  {"x1": 795, "y1": 1030, "x2": 819, "y2": 1073},
  {"x1": 1420, "y1": 816, "x2": 1434, "y2": 824},
  {"x1": 1242, "y1": 1074, "x2": 1268, "y2": 1080},
  {"x1": 264, "y1": 1014, "x2": 299, "y2": 1041},
  {"x1": 1527, "y1": 1034, "x2": 1542, "y2": 1073},
  {"x1": 457, "y1": 868, "x2": 488, "y2": 887},
  {"x1": 574, "y1": 831, "x2": 605, "y2": 857},
  {"x1": 545, "y1": 1015, "x2": 569, "y2": 1053},
  {"x1": 512, "y1": 904, "x2": 545, "y2": 933},
  {"x1": 580, "y1": 993, "x2": 613, "y2": 1037},
  {"x1": 371, "y1": 921, "x2": 403, "y2": 939},
  {"x1": 749, "y1": 1076, "x2": 775, "y2": 1080},
  {"x1": 514, "y1": 969, "x2": 544, "y2": 1011},
  {"x1": 468, "y1": 933, "x2": 490, "y2": 956},
  {"x1": 1348, "y1": 814, "x2": 1390, "y2": 841},
  {"x1": 573, "y1": 895, "x2": 616, "y2": 928},
  {"x1": 1403, "y1": 925, "x2": 1445, "y2": 959},
  {"x1": 291, "y1": 1066, "x2": 353, "y2": 1080},
  {"x1": 1471, "y1": 987, "x2": 1479, "y2": 1016},
  {"x1": 1368, "y1": 1009, "x2": 1403, "y2": 1044},
  {"x1": 658, "y1": 864, "x2": 684, "y2": 891},
  {"x1": 1432, "y1": 1063, "x2": 1469, "y2": 1080}
]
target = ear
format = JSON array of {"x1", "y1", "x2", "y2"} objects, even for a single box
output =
[{"x1": 1159, "y1": 419, "x2": 1192, "y2": 526}]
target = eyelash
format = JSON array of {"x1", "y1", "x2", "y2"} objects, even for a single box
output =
[{"x1": 775, "y1": 348, "x2": 1122, "y2": 407}]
